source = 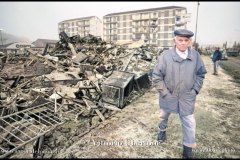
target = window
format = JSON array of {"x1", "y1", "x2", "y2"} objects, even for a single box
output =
[
  {"x1": 79, "y1": 21, "x2": 83, "y2": 26},
  {"x1": 158, "y1": 33, "x2": 164, "y2": 38},
  {"x1": 164, "y1": 26, "x2": 168, "y2": 31},
  {"x1": 163, "y1": 40, "x2": 168, "y2": 46},
  {"x1": 142, "y1": 13, "x2": 149, "y2": 19},
  {"x1": 85, "y1": 21, "x2": 90, "y2": 25},
  {"x1": 164, "y1": 10, "x2": 169, "y2": 17},
  {"x1": 160, "y1": 40, "x2": 164, "y2": 46},
  {"x1": 126, "y1": 35, "x2": 132, "y2": 40},
  {"x1": 181, "y1": 9, "x2": 186, "y2": 14},
  {"x1": 153, "y1": 34, "x2": 156, "y2": 39},
  {"x1": 143, "y1": 27, "x2": 147, "y2": 32},
  {"x1": 123, "y1": 15, "x2": 126, "y2": 21},
  {"x1": 126, "y1": 28, "x2": 132, "y2": 33},
  {"x1": 164, "y1": 19, "x2": 168, "y2": 24},
  {"x1": 176, "y1": 16, "x2": 181, "y2": 21},
  {"x1": 144, "y1": 34, "x2": 149, "y2": 39},
  {"x1": 172, "y1": 10, "x2": 175, "y2": 16},
  {"x1": 119, "y1": 29, "x2": 123, "y2": 34},
  {"x1": 164, "y1": 33, "x2": 168, "y2": 38},
  {"x1": 135, "y1": 21, "x2": 139, "y2": 27},
  {"x1": 113, "y1": 35, "x2": 117, "y2": 40},
  {"x1": 126, "y1": 22, "x2": 131, "y2": 27},
  {"x1": 159, "y1": 11, "x2": 164, "y2": 17},
  {"x1": 119, "y1": 16, "x2": 123, "y2": 21},
  {"x1": 168, "y1": 40, "x2": 173, "y2": 46},
  {"x1": 135, "y1": 33, "x2": 141, "y2": 39},
  {"x1": 112, "y1": 17, "x2": 117, "y2": 22},
  {"x1": 144, "y1": 21, "x2": 148, "y2": 26},
  {"x1": 134, "y1": 14, "x2": 140, "y2": 20},
  {"x1": 168, "y1": 33, "x2": 172, "y2": 38},
  {"x1": 129, "y1": 15, "x2": 132, "y2": 20},
  {"x1": 158, "y1": 26, "x2": 164, "y2": 31},
  {"x1": 160, "y1": 19, "x2": 164, "y2": 25}
]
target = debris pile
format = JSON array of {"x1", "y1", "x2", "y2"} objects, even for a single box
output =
[{"x1": 0, "y1": 32, "x2": 158, "y2": 158}]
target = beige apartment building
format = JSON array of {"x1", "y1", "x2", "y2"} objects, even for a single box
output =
[
  {"x1": 103, "y1": 6, "x2": 189, "y2": 48},
  {"x1": 58, "y1": 16, "x2": 102, "y2": 37}
]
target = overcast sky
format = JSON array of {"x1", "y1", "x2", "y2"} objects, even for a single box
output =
[{"x1": 0, "y1": 1, "x2": 239, "y2": 46}]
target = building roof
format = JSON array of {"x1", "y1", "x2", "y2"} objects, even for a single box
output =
[
  {"x1": 0, "y1": 42, "x2": 15, "y2": 48},
  {"x1": 32, "y1": 39, "x2": 58, "y2": 48},
  {"x1": 104, "y1": 6, "x2": 186, "y2": 16},
  {"x1": 59, "y1": 16, "x2": 97, "y2": 23}
]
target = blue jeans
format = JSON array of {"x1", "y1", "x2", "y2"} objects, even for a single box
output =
[{"x1": 159, "y1": 109, "x2": 196, "y2": 148}]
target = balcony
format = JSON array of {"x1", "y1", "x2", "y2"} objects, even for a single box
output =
[
  {"x1": 104, "y1": 19, "x2": 117, "y2": 23},
  {"x1": 150, "y1": 17, "x2": 158, "y2": 20},
  {"x1": 132, "y1": 30, "x2": 148, "y2": 34},
  {"x1": 109, "y1": 33, "x2": 117, "y2": 36},
  {"x1": 104, "y1": 27, "x2": 117, "y2": 30},
  {"x1": 132, "y1": 16, "x2": 148, "y2": 21},
  {"x1": 82, "y1": 24, "x2": 90, "y2": 27},
  {"x1": 133, "y1": 24, "x2": 149, "y2": 28}
]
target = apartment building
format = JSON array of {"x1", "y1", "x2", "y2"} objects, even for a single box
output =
[
  {"x1": 58, "y1": 16, "x2": 102, "y2": 38},
  {"x1": 103, "y1": 6, "x2": 189, "y2": 48}
]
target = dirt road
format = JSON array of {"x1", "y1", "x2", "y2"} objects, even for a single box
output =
[{"x1": 14, "y1": 55, "x2": 239, "y2": 158}]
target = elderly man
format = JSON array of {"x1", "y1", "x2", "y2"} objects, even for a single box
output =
[{"x1": 152, "y1": 29, "x2": 207, "y2": 158}]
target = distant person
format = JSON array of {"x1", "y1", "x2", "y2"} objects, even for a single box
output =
[
  {"x1": 212, "y1": 47, "x2": 222, "y2": 75},
  {"x1": 152, "y1": 29, "x2": 207, "y2": 158}
]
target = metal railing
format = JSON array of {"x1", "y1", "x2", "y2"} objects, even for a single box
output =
[{"x1": 0, "y1": 100, "x2": 64, "y2": 158}]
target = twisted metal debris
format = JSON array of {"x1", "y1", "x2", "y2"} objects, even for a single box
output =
[{"x1": 0, "y1": 32, "x2": 158, "y2": 158}]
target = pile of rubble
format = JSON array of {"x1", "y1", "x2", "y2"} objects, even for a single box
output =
[{"x1": 0, "y1": 32, "x2": 158, "y2": 158}]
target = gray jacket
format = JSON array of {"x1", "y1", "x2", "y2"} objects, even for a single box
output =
[{"x1": 152, "y1": 47, "x2": 207, "y2": 116}]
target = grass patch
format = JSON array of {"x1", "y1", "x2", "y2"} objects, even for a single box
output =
[
  {"x1": 219, "y1": 57, "x2": 240, "y2": 83},
  {"x1": 209, "y1": 88, "x2": 236, "y2": 101}
]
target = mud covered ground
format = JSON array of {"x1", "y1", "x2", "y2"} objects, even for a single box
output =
[{"x1": 10, "y1": 55, "x2": 240, "y2": 158}]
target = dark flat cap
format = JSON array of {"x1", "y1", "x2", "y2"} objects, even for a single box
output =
[{"x1": 174, "y1": 29, "x2": 194, "y2": 38}]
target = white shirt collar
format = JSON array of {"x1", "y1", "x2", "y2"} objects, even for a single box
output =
[{"x1": 176, "y1": 47, "x2": 188, "y2": 59}]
